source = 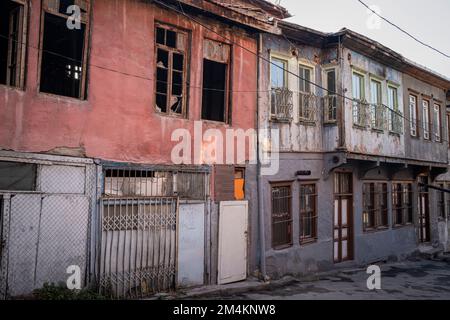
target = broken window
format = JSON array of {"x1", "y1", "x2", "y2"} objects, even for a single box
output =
[
  {"x1": 40, "y1": 0, "x2": 90, "y2": 99},
  {"x1": 362, "y1": 182, "x2": 388, "y2": 231},
  {"x1": 299, "y1": 183, "x2": 317, "y2": 244},
  {"x1": 201, "y1": 39, "x2": 230, "y2": 123},
  {"x1": 155, "y1": 24, "x2": 188, "y2": 115},
  {"x1": 0, "y1": 0, "x2": 27, "y2": 88},
  {"x1": 0, "y1": 161, "x2": 36, "y2": 191},
  {"x1": 271, "y1": 183, "x2": 292, "y2": 249}
]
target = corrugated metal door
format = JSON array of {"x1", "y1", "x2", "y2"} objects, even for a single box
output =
[{"x1": 218, "y1": 201, "x2": 248, "y2": 285}]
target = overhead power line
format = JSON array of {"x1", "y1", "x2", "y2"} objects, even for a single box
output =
[{"x1": 357, "y1": 0, "x2": 450, "y2": 59}]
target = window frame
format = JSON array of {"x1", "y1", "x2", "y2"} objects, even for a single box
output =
[
  {"x1": 369, "y1": 78, "x2": 383, "y2": 130},
  {"x1": 270, "y1": 56, "x2": 288, "y2": 89},
  {"x1": 352, "y1": 70, "x2": 366, "y2": 127},
  {"x1": 387, "y1": 84, "x2": 401, "y2": 134},
  {"x1": 409, "y1": 94, "x2": 419, "y2": 137},
  {"x1": 422, "y1": 99, "x2": 431, "y2": 140},
  {"x1": 299, "y1": 182, "x2": 318, "y2": 245},
  {"x1": 362, "y1": 181, "x2": 389, "y2": 232},
  {"x1": 154, "y1": 22, "x2": 190, "y2": 118},
  {"x1": 392, "y1": 182, "x2": 414, "y2": 227},
  {"x1": 433, "y1": 103, "x2": 442, "y2": 142},
  {"x1": 323, "y1": 67, "x2": 338, "y2": 123},
  {"x1": 1, "y1": 0, "x2": 29, "y2": 89},
  {"x1": 270, "y1": 182, "x2": 293, "y2": 250},
  {"x1": 38, "y1": 0, "x2": 91, "y2": 100}
]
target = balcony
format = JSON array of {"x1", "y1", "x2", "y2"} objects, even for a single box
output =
[
  {"x1": 298, "y1": 92, "x2": 319, "y2": 124},
  {"x1": 352, "y1": 99, "x2": 370, "y2": 128},
  {"x1": 271, "y1": 87, "x2": 293, "y2": 121},
  {"x1": 323, "y1": 95, "x2": 338, "y2": 123}
]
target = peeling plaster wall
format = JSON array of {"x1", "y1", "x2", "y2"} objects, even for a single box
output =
[
  {"x1": 0, "y1": 0, "x2": 258, "y2": 165},
  {"x1": 342, "y1": 49, "x2": 405, "y2": 158}
]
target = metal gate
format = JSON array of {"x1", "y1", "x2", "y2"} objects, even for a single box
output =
[{"x1": 98, "y1": 196, "x2": 178, "y2": 298}]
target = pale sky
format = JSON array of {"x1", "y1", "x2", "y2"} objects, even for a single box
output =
[{"x1": 276, "y1": 0, "x2": 450, "y2": 79}]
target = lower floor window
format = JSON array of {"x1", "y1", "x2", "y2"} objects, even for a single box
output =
[
  {"x1": 271, "y1": 184, "x2": 292, "y2": 248},
  {"x1": 392, "y1": 183, "x2": 413, "y2": 226},
  {"x1": 299, "y1": 184, "x2": 318, "y2": 244},
  {"x1": 363, "y1": 182, "x2": 388, "y2": 231}
]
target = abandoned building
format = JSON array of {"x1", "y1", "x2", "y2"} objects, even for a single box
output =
[{"x1": 0, "y1": 0, "x2": 449, "y2": 299}]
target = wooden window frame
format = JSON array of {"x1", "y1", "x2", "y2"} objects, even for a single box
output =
[
  {"x1": 369, "y1": 78, "x2": 383, "y2": 130},
  {"x1": 38, "y1": 0, "x2": 91, "y2": 100},
  {"x1": 1, "y1": 0, "x2": 28, "y2": 89},
  {"x1": 433, "y1": 103, "x2": 442, "y2": 142},
  {"x1": 352, "y1": 70, "x2": 366, "y2": 127},
  {"x1": 299, "y1": 182, "x2": 318, "y2": 245},
  {"x1": 392, "y1": 182, "x2": 413, "y2": 227},
  {"x1": 270, "y1": 182, "x2": 293, "y2": 250},
  {"x1": 409, "y1": 94, "x2": 419, "y2": 137},
  {"x1": 422, "y1": 99, "x2": 431, "y2": 140},
  {"x1": 323, "y1": 67, "x2": 338, "y2": 123},
  {"x1": 154, "y1": 22, "x2": 189, "y2": 118},
  {"x1": 362, "y1": 181, "x2": 389, "y2": 232},
  {"x1": 270, "y1": 55, "x2": 288, "y2": 89}
]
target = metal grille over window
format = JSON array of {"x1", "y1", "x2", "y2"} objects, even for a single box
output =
[
  {"x1": 323, "y1": 94, "x2": 337, "y2": 123},
  {"x1": 299, "y1": 184, "x2": 317, "y2": 244},
  {"x1": 298, "y1": 92, "x2": 318, "y2": 123},
  {"x1": 270, "y1": 87, "x2": 293, "y2": 121},
  {"x1": 271, "y1": 184, "x2": 292, "y2": 248}
]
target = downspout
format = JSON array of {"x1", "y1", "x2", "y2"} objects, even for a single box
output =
[
  {"x1": 256, "y1": 32, "x2": 267, "y2": 278},
  {"x1": 338, "y1": 35, "x2": 346, "y2": 149}
]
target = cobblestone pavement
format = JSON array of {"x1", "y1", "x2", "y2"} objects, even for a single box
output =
[{"x1": 194, "y1": 258, "x2": 450, "y2": 300}]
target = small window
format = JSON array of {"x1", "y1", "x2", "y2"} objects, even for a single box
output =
[
  {"x1": 388, "y1": 86, "x2": 401, "y2": 133},
  {"x1": 392, "y1": 183, "x2": 413, "y2": 226},
  {"x1": 0, "y1": 161, "x2": 36, "y2": 191},
  {"x1": 234, "y1": 168, "x2": 245, "y2": 200},
  {"x1": 409, "y1": 95, "x2": 418, "y2": 137},
  {"x1": 298, "y1": 65, "x2": 315, "y2": 122},
  {"x1": 270, "y1": 57, "x2": 287, "y2": 89},
  {"x1": 433, "y1": 103, "x2": 441, "y2": 142},
  {"x1": 299, "y1": 183, "x2": 317, "y2": 244},
  {"x1": 362, "y1": 182, "x2": 388, "y2": 231},
  {"x1": 0, "y1": 0, "x2": 27, "y2": 88},
  {"x1": 299, "y1": 65, "x2": 312, "y2": 94},
  {"x1": 40, "y1": 0, "x2": 90, "y2": 99},
  {"x1": 155, "y1": 24, "x2": 188, "y2": 116},
  {"x1": 422, "y1": 100, "x2": 430, "y2": 140},
  {"x1": 201, "y1": 39, "x2": 230, "y2": 123},
  {"x1": 271, "y1": 184, "x2": 292, "y2": 249}
]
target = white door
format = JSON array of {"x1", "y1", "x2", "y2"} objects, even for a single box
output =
[{"x1": 218, "y1": 201, "x2": 248, "y2": 285}]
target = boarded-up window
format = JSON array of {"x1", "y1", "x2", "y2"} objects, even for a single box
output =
[
  {"x1": 202, "y1": 39, "x2": 230, "y2": 123},
  {"x1": 155, "y1": 24, "x2": 188, "y2": 115},
  {"x1": 213, "y1": 165, "x2": 234, "y2": 201},
  {"x1": 0, "y1": 161, "x2": 36, "y2": 191},
  {"x1": 40, "y1": 0, "x2": 90, "y2": 99},
  {"x1": 0, "y1": 0, "x2": 28, "y2": 88}
]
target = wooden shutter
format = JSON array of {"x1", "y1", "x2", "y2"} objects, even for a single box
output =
[{"x1": 214, "y1": 165, "x2": 235, "y2": 201}]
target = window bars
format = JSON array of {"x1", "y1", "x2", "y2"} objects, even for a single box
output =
[{"x1": 270, "y1": 87, "x2": 293, "y2": 121}]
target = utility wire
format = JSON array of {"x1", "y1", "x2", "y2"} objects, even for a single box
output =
[{"x1": 357, "y1": 0, "x2": 450, "y2": 59}]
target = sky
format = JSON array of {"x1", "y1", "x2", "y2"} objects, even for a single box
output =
[{"x1": 274, "y1": 0, "x2": 450, "y2": 79}]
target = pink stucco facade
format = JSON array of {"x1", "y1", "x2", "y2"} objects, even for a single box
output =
[{"x1": 0, "y1": 0, "x2": 258, "y2": 164}]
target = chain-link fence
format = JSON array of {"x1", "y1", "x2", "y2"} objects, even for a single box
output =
[{"x1": 0, "y1": 156, "x2": 96, "y2": 299}]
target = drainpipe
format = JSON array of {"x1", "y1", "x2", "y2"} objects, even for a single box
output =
[
  {"x1": 338, "y1": 35, "x2": 346, "y2": 149},
  {"x1": 256, "y1": 33, "x2": 267, "y2": 278}
]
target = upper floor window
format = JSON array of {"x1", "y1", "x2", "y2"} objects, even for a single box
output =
[
  {"x1": 324, "y1": 69, "x2": 337, "y2": 122},
  {"x1": 409, "y1": 94, "x2": 418, "y2": 137},
  {"x1": 298, "y1": 65, "x2": 315, "y2": 122},
  {"x1": 270, "y1": 57, "x2": 287, "y2": 89},
  {"x1": 370, "y1": 79, "x2": 383, "y2": 130},
  {"x1": 201, "y1": 39, "x2": 231, "y2": 123},
  {"x1": 422, "y1": 99, "x2": 430, "y2": 140},
  {"x1": 388, "y1": 86, "x2": 401, "y2": 134},
  {"x1": 447, "y1": 113, "x2": 450, "y2": 148},
  {"x1": 155, "y1": 24, "x2": 188, "y2": 116},
  {"x1": 433, "y1": 103, "x2": 441, "y2": 142},
  {"x1": 39, "y1": 0, "x2": 90, "y2": 99},
  {"x1": 270, "y1": 57, "x2": 292, "y2": 121},
  {"x1": 352, "y1": 72, "x2": 366, "y2": 127},
  {"x1": 0, "y1": 0, "x2": 28, "y2": 89}
]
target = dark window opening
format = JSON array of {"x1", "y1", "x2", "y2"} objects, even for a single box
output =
[
  {"x1": 0, "y1": 0, "x2": 25, "y2": 87},
  {"x1": 363, "y1": 182, "x2": 388, "y2": 231},
  {"x1": 202, "y1": 59, "x2": 227, "y2": 122},
  {"x1": 271, "y1": 184, "x2": 292, "y2": 249},
  {"x1": 40, "y1": 12, "x2": 86, "y2": 99},
  {"x1": 59, "y1": 0, "x2": 75, "y2": 14},
  {"x1": 0, "y1": 161, "x2": 36, "y2": 191}
]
